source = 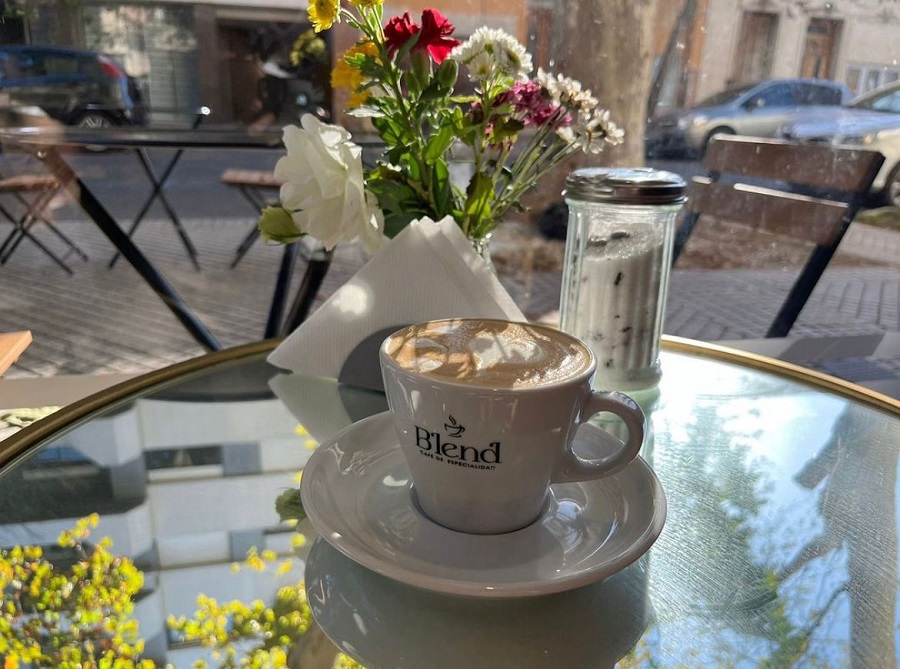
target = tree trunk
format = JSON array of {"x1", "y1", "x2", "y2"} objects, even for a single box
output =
[{"x1": 522, "y1": 0, "x2": 659, "y2": 223}]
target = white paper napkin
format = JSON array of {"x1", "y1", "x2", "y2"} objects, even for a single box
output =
[{"x1": 267, "y1": 216, "x2": 525, "y2": 390}]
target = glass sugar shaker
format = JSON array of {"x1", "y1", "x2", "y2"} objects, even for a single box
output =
[{"x1": 559, "y1": 167, "x2": 686, "y2": 392}]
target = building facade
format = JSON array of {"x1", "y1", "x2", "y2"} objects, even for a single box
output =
[
  {"x1": 695, "y1": 0, "x2": 900, "y2": 103},
  {"x1": 5, "y1": 0, "x2": 900, "y2": 122}
]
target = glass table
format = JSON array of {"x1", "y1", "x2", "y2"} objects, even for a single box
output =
[{"x1": 0, "y1": 337, "x2": 898, "y2": 668}]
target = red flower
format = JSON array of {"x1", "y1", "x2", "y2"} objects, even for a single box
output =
[
  {"x1": 383, "y1": 9, "x2": 460, "y2": 64},
  {"x1": 416, "y1": 9, "x2": 460, "y2": 64},
  {"x1": 384, "y1": 12, "x2": 419, "y2": 55}
]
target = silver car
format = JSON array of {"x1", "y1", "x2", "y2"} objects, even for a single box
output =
[
  {"x1": 778, "y1": 81, "x2": 900, "y2": 207},
  {"x1": 646, "y1": 78, "x2": 851, "y2": 158}
]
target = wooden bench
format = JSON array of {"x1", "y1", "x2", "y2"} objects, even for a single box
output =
[{"x1": 672, "y1": 135, "x2": 885, "y2": 338}]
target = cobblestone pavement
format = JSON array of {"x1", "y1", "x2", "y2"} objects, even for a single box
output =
[{"x1": 1, "y1": 215, "x2": 898, "y2": 397}]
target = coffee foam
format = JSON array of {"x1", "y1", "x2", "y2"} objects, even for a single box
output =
[{"x1": 385, "y1": 320, "x2": 592, "y2": 388}]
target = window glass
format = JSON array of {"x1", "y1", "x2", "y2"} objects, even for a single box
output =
[
  {"x1": 695, "y1": 83, "x2": 757, "y2": 108},
  {"x1": 754, "y1": 83, "x2": 795, "y2": 107},
  {"x1": 796, "y1": 83, "x2": 842, "y2": 105},
  {"x1": 863, "y1": 89, "x2": 900, "y2": 113},
  {"x1": 13, "y1": 51, "x2": 42, "y2": 78},
  {"x1": 43, "y1": 55, "x2": 80, "y2": 76}
]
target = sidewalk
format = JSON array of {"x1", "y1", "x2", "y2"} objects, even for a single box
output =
[{"x1": 0, "y1": 214, "x2": 898, "y2": 398}]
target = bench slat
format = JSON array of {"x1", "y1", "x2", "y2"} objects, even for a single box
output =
[{"x1": 687, "y1": 177, "x2": 850, "y2": 246}]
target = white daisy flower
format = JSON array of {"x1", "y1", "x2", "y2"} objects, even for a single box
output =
[
  {"x1": 451, "y1": 27, "x2": 533, "y2": 82},
  {"x1": 466, "y1": 52, "x2": 495, "y2": 82},
  {"x1": 559, "y1": 108, "x2": 624, "y2": 154},
  {"x1": 537, "y1": 68, "x2": 597, "y2": 111}
]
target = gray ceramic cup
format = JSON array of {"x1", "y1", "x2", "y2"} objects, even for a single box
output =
[{"x1": 380, "y1": 318, "x2": 646, "y2": 534}]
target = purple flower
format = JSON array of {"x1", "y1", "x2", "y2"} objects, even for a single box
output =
[{"x1": 499, "y1": 80, "x2": 562, "y2": 126}]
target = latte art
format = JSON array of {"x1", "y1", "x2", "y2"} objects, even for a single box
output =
[{"x1": 385, "y1": 319, "x2": 592, "y2": 388}]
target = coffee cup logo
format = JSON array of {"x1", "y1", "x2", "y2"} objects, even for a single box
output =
[
  {"x1": 443, "y1": 415, "x2": 465, "y2": 438},
  {"x1": 412, "y1": 415, "x2": 501, "y2": 470}
]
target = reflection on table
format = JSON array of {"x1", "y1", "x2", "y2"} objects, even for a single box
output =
[{"x1": 0, "y1": 338, "x2": 897, "y2": 667}]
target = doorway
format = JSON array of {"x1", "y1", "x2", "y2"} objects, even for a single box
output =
[
  {"x1": 730, "y1": 12, "x2": 778, "y2": 84},
  {"x1": 218, "y1": 25, "x2": 261, "y2": 123},
  {"x1": 800, "y1": 18, "x2": 842, "y2": 79}
]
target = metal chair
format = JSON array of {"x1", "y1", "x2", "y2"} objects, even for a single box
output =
[
  {"x1": 219, "y1": 168, "x2": 283, "y2": 267},
  {"x1": 672, "y1": 135, "x2": 885, "y2": 338},
  {"x1": 0, "y1": 173, "x2": 88, "y2": 275}
]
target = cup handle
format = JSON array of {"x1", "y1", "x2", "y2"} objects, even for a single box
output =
[{"x1": 551, "y1": 391, "x2": 646, "y2": 484}]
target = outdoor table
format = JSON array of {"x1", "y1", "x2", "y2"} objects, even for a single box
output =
[
  {"x1": 0, "y1": 337, "x2": 897, "y2": 667},
  {"x1": 0, "y1": 125, "x2": 304, "y2": 351}
]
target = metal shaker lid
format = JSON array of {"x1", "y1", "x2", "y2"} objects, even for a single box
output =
[{"x1": 565, "y1": 167, "x2": 687, "y2": 204}]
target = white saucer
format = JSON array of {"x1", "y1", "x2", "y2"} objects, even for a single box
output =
[{"x1": 300, "y1": 411, "x2": 666, "y2": 598}]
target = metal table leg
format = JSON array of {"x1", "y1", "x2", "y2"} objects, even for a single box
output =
[
  {"x1": 37, "y1": 145, "x2": 222, "y2": 351},
  {"x1": 280, "y1": 247, "x2": 334, "y2": 336},
  {"x1": 264, "y1": 242, "x2": 300, "y2": 339},
  {"x1": 109, "y1": 147, "x2": 201, "y2": 270}
]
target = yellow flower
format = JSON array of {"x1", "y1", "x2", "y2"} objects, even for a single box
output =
[
  {"x1": 349, "y1": 0, "x2": 383, "y2": 7},
  {"x1": 331, "y1": 41, "x2": 379, "y2": 108},
  {"x1": 308, "y1": 0, "x2": 340, "y2": 33}
]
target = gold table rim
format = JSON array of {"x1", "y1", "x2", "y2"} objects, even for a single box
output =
[{"x1": 1, "y1": 335, "x2": 897, "y2": 471}]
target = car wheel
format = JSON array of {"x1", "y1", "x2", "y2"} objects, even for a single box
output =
[
  {"x1": 74, "y1": 112, "x2": 115, "y2": 151},
  {"x1": 75, "y1": 112, "x2": 114, "y2": 129},
  {"x1": 702, "y1": 127, "x2": 735, "y2": 157},
  {"x1": 884, "y1": 164, "x2": 900, "y2": 208}
]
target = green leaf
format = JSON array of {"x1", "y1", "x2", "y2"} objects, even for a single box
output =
[
  {"x1": 430, "y1": 159, "x2": 453, "y2": 217},
  {"x1": 258, "y1": 207, "x2": 303, "y2": 245},
  {"x1": 465, "y1": 172, "x2": 493, "y2": 218},
  {"x1": 394, "y1": 31, "x2": 421, "y2": 64},
  {"x1": 383, "y1": 209, "x2": 423, "y2": 238},
  {"x1": 418, "y1": 78, "x2": 448, "y2": 102},
  {"x1": 371, "y1": 116, "x2": 405, "y2": 146},
  {"x1": 463, "y1": 172, "x2": 494, "y2": 236},
  {"x1": 424, "y1": 123, "x2": 455, "y2": 164},
  {"x1": 275, "y1": 489, "x2": 305, "y2": 522}
]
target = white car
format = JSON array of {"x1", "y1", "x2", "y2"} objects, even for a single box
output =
[{"x1": 778, "y1": 81, "x2": 900, "y2": 207}]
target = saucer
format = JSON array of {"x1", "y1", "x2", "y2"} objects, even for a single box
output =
[
  {"x1": 305, "y1": 538, "x2": 652, "y2": 668},
  {"x1": 300, "y1": 411, "x2": 666, "y2": 598}
]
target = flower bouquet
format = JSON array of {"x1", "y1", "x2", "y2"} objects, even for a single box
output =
[{"x1": 258, "y1": 0, "x2": 623, "y2": 254}]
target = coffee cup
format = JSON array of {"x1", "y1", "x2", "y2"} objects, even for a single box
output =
[{"x1": 379, "y1": 318, "x2": 646, "y2": 534}]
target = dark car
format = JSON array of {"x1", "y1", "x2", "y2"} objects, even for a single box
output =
[
  {"x1": 0, "y1": 45, "x2": 146, "y2": 127},
  {"x1": 646, "y1": 78, "x2": 851, "y2": 158}
]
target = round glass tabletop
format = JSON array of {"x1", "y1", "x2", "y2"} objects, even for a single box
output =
[{"x1": 0, "y1": 338, "x2": 897, "y2": 668}]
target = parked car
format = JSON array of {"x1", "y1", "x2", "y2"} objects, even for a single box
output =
[
  {"x1": 646, "y1": 78, "x2": 851, "y2": 158},
  {"x1": 777, "y1": 81, "x2": 900, "y2": 207},
  {"x1": 0, "y1": 45, "x2": 146, "y2": 128}
]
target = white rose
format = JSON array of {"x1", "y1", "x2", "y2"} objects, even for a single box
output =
[{"x1": 275, "y1": 114, "x2": 384, "y2": 251}]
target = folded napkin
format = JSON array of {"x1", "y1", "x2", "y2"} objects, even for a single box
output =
[{"x1": 267, "y1": 216, "x2": 525, "y2": 390}]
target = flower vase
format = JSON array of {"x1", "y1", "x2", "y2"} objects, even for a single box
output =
[{"x1": 470, "y1": 233, "x2": 495, "y2": 273}]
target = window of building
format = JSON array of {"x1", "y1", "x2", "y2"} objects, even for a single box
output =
[{"x1": 846, "y1": 63, "x2": 900, "y2": 96}]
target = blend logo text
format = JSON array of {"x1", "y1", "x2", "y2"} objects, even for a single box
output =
[{"x1": 414, "y1": 418, "x2": 501, "y2": 470}]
